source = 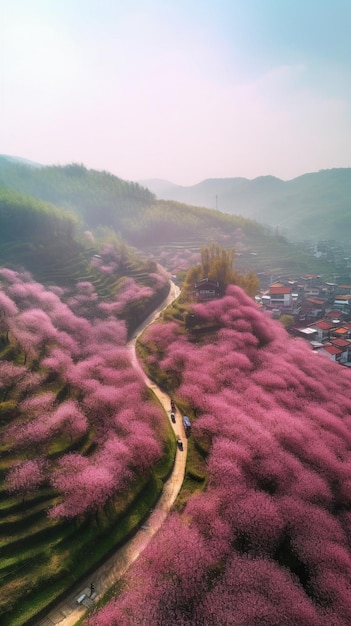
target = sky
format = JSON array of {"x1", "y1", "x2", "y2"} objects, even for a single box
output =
[{"x1": 1, "y1": 0, "x2": 350, "y2": 185}]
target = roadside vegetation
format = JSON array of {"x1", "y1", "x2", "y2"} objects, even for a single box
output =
[{"x1": 136, "y1": 245, "x2": 260, "y2": 508}]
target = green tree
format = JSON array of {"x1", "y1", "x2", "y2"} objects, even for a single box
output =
[
  {"x1": 279, "y1": 314, "x2": 294, "y2": 329},
  {"x1": 183, "y1": 243, "x2": 259, "y2": 300}
]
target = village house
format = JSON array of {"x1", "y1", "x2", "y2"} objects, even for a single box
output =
[
  {"x1": 316, "y1": 343, "x2": 348, "y2": 364},
  {"x1": 299, "y1": 274, "x2": 322, "y2": 291},
  {"x1": 194, "y1": 278, "x2": 222, "y2": 301},
  {"x1": 330, "y1": 323, "x2": 351, "y2": 340},
  {"x1": 264, "y1": 271, "x2": 351, "y2": 367},
  {"x1": 325, "y1": 310, "x2": 344, "y2": 322},
  {"x1": 337, "y1": 285, "x2": 351, "y2": 295},
  {"x1": 298, "y1": 296, "x2": 327, "y2": 322},
  {"x1": 310, "y1": 320, "x2": 336, "y2": 342},
  {"x1": 320, "y1": 282, "x2": 338, "y2": 298},
  {"x1": 330, "y1": 337, "x2": 351, "y2": 358},
  {"x1": 268, "y1": 283, "x2": 293, "y2": 310},
  {"x1": 291, "y1": 326, "x2": 319, "y2": 342},
  {"x1": 304, "y1": 287, "x2": 321, "y2": 298},
  {"x1": 333, "y1": 295, "x2": 351, "y2": 316}
]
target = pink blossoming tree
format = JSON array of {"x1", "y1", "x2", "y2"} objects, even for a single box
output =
[{"x1": 90, "y1": 284, "x2": 351, "y2": 625}]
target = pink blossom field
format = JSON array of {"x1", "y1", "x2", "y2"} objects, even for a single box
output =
[
  {"x1": 89, "y1": 285, "x2": 351, "y2": 626},
  {"x1": 0, "y1": 267, "x2": 169, "y2": 518}
]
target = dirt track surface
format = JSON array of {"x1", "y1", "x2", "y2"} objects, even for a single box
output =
[{"x1": 35, "y1": 282, "x2": 185, "y2": 626}]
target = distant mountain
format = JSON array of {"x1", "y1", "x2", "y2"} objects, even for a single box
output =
[
  {"x1": 141, "y1": 169, "x2": 351, "y2": 241},
  {"x1": 0, "y1": 153, "x2": 42, "y2": 168},
  {"x1": 138, "y1": 178, "x2": 180, "y2": 196},
  {"x1": 0, "y1": 157, "x2": 337, "y2": 278}
]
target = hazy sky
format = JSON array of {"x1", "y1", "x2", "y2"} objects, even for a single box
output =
[{"x1": 1, "y1": 0, "x2": 350, "y2": 184}]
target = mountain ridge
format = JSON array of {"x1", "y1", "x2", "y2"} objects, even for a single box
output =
[
  {"x1": 0, "y1": 153, "x2": 42, "y2": 168},
  {"x1": 2, "y1": 153, "x2": 350, "y2": 244},
  {"x1": 140, "y1": 168, "x2": 351, "y2": 241}
]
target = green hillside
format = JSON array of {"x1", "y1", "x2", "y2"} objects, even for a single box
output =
[
  {"x1": 0, "y1": 185, "x2": 171, "y2": 336},
  {"x1": 0, "y1": 157, "x2": 155, "y2": 231},
  {"x1": 0, "y1": 157, "x2": 335, "y2": 279},
  {"x1": 141, "y1": 168, "x2": 351, "y2": 242}
]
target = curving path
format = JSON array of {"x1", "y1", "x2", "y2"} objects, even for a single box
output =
[{"x1": 36, "y1": 281, "x2": 186, "y2": 626}]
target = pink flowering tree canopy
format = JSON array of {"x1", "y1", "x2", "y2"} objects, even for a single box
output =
[
  {"x1": 1, "y1": 268, "x2": 166, "y2": 520},
  {"x1": 90, "y1": 283, "x2": 351, "y2": 625}
]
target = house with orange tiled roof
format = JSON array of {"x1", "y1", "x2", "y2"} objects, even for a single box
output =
[
  {"x1": 335, "y1": 295, "x2": 351, "y2": 302},
  {"x1": 330, "y1": 337, "x2": 351, "y2": 361},
  {"x1": 301, "y1": 276, "x2": 323, "y2": 297},
  {"x1": 330, "y1": 336, "x2": 350, "y2": 350},
  {"x1": 267, "y1": 283, "x2": 293, "y2": 311},
  {"x1": 305, "y1": 297, "x2": 326, "y2": 307},
  {"x1": 337, "y1": 285, "x2": 351, "y2": 295},
  {"x1": 299, "y1": 297, "x2": 327, "y2": 322},
  {"x1": 310, "y1": 320, "x2": 336, "y2": 341},
  {"x1": 330, "y1": 337, "x2": 350, "y2": 348},
  {"x1": 316, "y1": 343, "x2": 348, "y2": 363},
  {"x1": 330, "y1": 324, "x2": 351, "y2": 340},
  {"x1": 334, "y1": 295, "x2": 351, "y2": 315},
  {"x1": 300, "y1": 274, "x2": 321, "y2": 289}
]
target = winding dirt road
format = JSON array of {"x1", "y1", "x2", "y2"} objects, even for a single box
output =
[{"x1": 35, "y1": 281, "x2": 186, "y2": 626}]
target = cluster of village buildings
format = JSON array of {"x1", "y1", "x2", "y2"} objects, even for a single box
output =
[
  {"x1": 192, "y1": 275, "x2": 351, "y2": 366},
  {"x1": 258, "y1": 275, "x2": 351, "y2": 366}
]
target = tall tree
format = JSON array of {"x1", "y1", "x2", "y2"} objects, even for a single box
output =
[{"x1": 184, "y1": 243, "x2": 259, "y2": 299}]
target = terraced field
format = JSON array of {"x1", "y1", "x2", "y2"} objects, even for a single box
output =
[
  {"x1": 0, "y1": 467, "x2": 163, "y2": 626},
  {"x1": 141, "y1": 231, "x2": 333, "y2": 283},
  {"x1": 0, "y1": 351, "x2": 173, "y2": 626},
  {"x1": 0, "y1": 240, "x2": 134, "y2": 294},
  {"x1": 0, "y1": 241, "x2": 175, "y2": 626}
]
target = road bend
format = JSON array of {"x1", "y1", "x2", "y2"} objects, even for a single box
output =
[{"x1": 35, "y1": 281, "x2": 186, "y2": 626}]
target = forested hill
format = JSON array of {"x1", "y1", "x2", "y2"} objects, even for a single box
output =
[
  {"x1": 0, "y1": 157, "x2": 155, "y2": 228},
  {"x1": 141, "y1": 168, "x2": 351, "y2": 242},
  {"x1": 0, "y1": 156, "x2": 333, "y2": 278},
  {"x1": 0, "y1": 186, "x2": 77, "y2": 242},
  {"x1": 0, "y1": 157, "x2": 258, "y2": 243},
  {"x1": 0, "y1": 156, "x2": 268, "y2": 244}
]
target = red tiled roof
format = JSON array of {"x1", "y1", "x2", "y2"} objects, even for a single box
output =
[
  {"x1": 305, "y1": 298, "x2": 325, "y2": 305},
  {"x1": 325, "y1": 311, "x2": 342, "y2": 318},
  {"x1": 313, "y1": 320, "x2": 335, "y2": 330},
  {"x1": 321, "y1": 345, "x2": 344, "y2": 355},
  {"x1": 331, "y1": 338, "x2": 350, "y2": 347},
  {"x1": 269, "y1": 286, "x2": 292, "y2": 295}
]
